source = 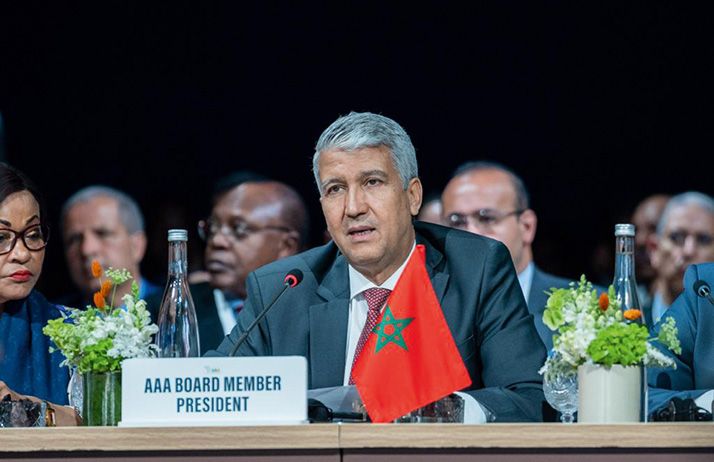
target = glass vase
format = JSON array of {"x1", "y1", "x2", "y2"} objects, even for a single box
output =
[{"x1": 82, "y1": 371, "x2": 122, "y2": 426}]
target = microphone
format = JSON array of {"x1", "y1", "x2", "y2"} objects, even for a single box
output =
[
  {"x1": 693, "y1": 280, "x2": 714, "y2": 307},
  {"x1": 229, "y1": 269, "x2": 303, "y2": 356}
]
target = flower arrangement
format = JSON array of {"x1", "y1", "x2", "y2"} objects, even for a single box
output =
[
  {"x1": 43, "y1": 261, "x2": 158, "y2": 373},
  {"x1": 539, "y1": 276, "x2": 681, "y2": 380}
]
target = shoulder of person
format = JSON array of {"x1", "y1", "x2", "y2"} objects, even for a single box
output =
[
  {"x1": 532, "y1": 267, "x2": 572, "y2": 290},
  {"x1": 415, "y1": 220, "x2": 506, "y2": 256},
  {"x1": 691, "y1": 262, "x2": 714, "y2": 283},
  {"x1": 251, "y1": 240, "x2": 341, "y2": 286}
]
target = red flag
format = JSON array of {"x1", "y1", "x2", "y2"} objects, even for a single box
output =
[{"x1": 351, "y1": 244, "x2": 472, "y2": 422}]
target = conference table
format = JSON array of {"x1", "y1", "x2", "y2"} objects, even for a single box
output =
[{"x1": 1, "y1": 423, "x2": 712, "y2": 461}]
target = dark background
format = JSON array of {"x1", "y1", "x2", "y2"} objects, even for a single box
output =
[{"x1": 1, "y1": 2, "x2": 712, "y2": 298}]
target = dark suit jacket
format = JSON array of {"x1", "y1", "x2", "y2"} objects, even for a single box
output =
[
  {"x1": 208, "y1": 222, "x2": 546, "y2": 422},
  {"x1": 648, "y1": 263, "x2": 714, "y2": 412},
  {"x1": 527, "y1": 267, "x2": 573, "y2": 351},
  {"x1": 145, "y1": 282, "x2": 226, "y2": 355}
]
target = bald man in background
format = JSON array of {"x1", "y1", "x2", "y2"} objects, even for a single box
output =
[
  {"x1": 147, "y1": 172, "x2": 309, "y2": 352},
  {"x1": 441, "y1": 161, "x2": 574, "y2": 350}
]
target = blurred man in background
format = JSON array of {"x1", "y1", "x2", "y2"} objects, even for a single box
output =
[
  {"x1": 441, "y1": 161, "x2": 573, "y2": 350},
  {"x1": 59, "y1": 186, "x2": 160, "y2": 308},
  {"x1": 647, "y1": 191, "x2": 714, "y2": 325},
  {"x1": 416, "y1": 192, "x2": 442, "y2": 225},
  {"x1": 147, "y1": 172, "x2": 309, "y2": 353}
]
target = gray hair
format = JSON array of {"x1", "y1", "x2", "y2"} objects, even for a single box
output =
[
  {"x1": 61, "y1": 185, "x2": 145, "y2": 234},
  {"x1": 312, "y1": 112, "x2": 418, "y2": 194},
  {"x1": 656, "y1": 191, "x2": 714, "y2": 235}
]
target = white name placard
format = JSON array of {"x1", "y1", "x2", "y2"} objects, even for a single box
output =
[{"x1": 119, "y1": 356, "x2": 307, "y2": 427}]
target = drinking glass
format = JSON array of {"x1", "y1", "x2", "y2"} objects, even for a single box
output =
[{"x1": 544, "y1": 372, "x2": 578, "y2": 423}]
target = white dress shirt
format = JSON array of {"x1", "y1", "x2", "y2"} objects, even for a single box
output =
[
  {"x1": 342, "y1": 241, "x2": 486, "y2": 423},
  {"x1": 343, "y1": 243, "x2": 416, "y2": 385},
  {"x1": 213, "y1": 289, "x2": 241, "y2": 335},
  {"x1": 517, "y1": 261, "x2": 535, "y2": 302}
]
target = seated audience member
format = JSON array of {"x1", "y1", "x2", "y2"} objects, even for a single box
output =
[
  {"x1": 208, "y1": 112, "x2": 545, "y2": 422},
  {"x1": 0, "y1": 162, "x2": 79, "y2": 425},
  {"x1": 440, "y1": 161, "x2": 573, "y2": 350},
  {"x1": 631, "y1": 194, "x2": 670, "y2": 309},
  {"x1": 58, "y1": 186, "x2": 161, "y2": 309},
  {"x1": 147, "y1": 172, "x2": 308, "y2": 353},
  {"x1": 648, "y1": 262, "x2": 714, "y2": 414},
  {"x1": 416, "y1": 192, "x2": 442, "y2": 225},
  {"x1": 647, "y1": 192, "x2": 714, "y2": 325}
]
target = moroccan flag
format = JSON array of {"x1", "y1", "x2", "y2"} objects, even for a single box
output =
[{"x1": 351, "y1": 244, "x2": 472, "y2": 422}]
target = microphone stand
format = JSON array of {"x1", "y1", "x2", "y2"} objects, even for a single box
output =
[{"x1": 229, "y1": 282, "x2": 291, "y2": 356}]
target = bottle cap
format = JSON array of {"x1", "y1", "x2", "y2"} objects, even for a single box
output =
[
  {"x1": 614, "y1": 224, "x2": 635, "y2": 237},
  {"x1": 168, "y1": 229, "x2": 188, "y2": 242}
]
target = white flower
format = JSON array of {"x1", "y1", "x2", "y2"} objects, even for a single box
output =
[{"x1": 644, "y1": 344, "x2": 676, "y2": 368}]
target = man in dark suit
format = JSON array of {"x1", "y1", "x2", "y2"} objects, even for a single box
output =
[
  {"x1": 148, "y1": 172, "x2": 309, "y2": 353},
  {"x1": 648, "y1": 262, "x2": 714, "y2": 414},
  {"x1": 441, "y1": 161, "x2": 572, "y2": 351},
  {"x1": 209, "y1": 112, "x2": 545, "y2": 422}
]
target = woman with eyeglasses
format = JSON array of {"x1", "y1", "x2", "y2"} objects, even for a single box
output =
[{"x1": 0, "y1": 162, "x2": 80, "y2": 425}]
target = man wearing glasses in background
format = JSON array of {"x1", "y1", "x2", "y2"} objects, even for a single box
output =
[
  {"x1": 148, "y1": 172, "x2": 309, "y2": 353},
  {"x1": 440, "y1": 161, "x2": 573, "y2": 350},
  {"x1": 647, "y1": 191, "x2": 714, "y2": 326}
]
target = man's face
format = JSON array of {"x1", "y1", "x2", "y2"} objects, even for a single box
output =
[
  {"x1": 651, "y1": 203, "x2": 714, "y2": 294},
  {"x1": 319, "y1": 146, "x2": 422, "y2": 284},
  {"x1": 204, "y1": 183, "x2": 298, "y2": 298},
  {"x1": 631, "y1": 195, "x2": 669, "y2": 283},
  {"x1": 63, "y1": 196, "x2": 146, "y2": 296},
  {"x1": 441, "y1": 169, "x2": 535, "y2": 272}
]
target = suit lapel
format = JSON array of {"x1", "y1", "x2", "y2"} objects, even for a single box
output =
[
  {"x1": 308, "y1": 253, "x2": 350, "y2": 388},
  {"x1": 306, "y1": 232, "x2": 449, "y2": 388},
  {"x1": 417, "y1": 232, "x2": 450, "y2": 303}
]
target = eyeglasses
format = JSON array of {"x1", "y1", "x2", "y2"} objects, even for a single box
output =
[
  {"x1": 665, "y1": 230, "x2": 714, "y2": 248},
  {"x1": 0, "y1": 224, "x2": 50, "y2": 255},
  {"x1": 445, "y1": 209, "x2": 524, "y2": 231},
  {"x1": 198, "y1": 218, "x2": 293, "y2": 242}
]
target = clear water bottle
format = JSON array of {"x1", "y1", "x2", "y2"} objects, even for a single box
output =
[
  {"x1": 612, "y1": 223, "x2": 647, "y2": 421},
  {"x1": 613, "y1": 224, "x2": 644, "y2": 325},
  {"x1": 157, "y1": 229, "x2": 201, "y2": 357}
]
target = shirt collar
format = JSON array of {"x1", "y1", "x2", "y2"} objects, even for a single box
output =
[
  {"x1": 214, "y1": 289, "x2": 243, "y2": 312},
  {"x1": 348, "y1": 242, "x2": 416, "y2": 299},
  {"x1": 652, "y1": 292, "x2": 669, "y2": 324},
  {"x1": 517, "y1": 261, "x2": 535, "y2": 300}
]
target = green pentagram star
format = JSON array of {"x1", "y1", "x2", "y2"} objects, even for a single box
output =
[{"x1": 372, "y1": 305, "x2": 414, "y2": 353}]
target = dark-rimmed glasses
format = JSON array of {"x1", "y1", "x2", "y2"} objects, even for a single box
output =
[
  {"x1": 0, "y1": 224, "x2": 50, "y2": 255},
  {"x1": 198, "y1": 219, "x2": 292, "y2": 242},
  {"x1": 445, "y1": 209, "x2": 524, "y2": 231}
]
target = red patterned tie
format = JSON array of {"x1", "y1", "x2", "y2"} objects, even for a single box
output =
[{"x1": 349, "y1": 287, "x2": 392, "y2": 384}]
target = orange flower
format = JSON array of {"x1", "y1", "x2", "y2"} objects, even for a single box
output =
[
  {"x1": 624, "y1": 309, "x2": 642, "y2": 321},
  {"x1": 91, "y1": 260, "x2": 103, "y2": 278},
  {"x1": 598, "y1": 293, "x2": 609, "y2": 311},
  {"x1": 100, "y1": 280, "x2": 113, "y2": 298},
  {"x1": 93, "y1": 291, "x2": 106, "y2": 309}
]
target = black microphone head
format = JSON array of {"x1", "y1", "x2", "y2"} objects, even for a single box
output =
[
  {"x1": 284, "y1": 269, "x2": 304, "y2": 288},
  {"x1": 694, "y1": 280, "x2": 711, "y2": 298}
]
